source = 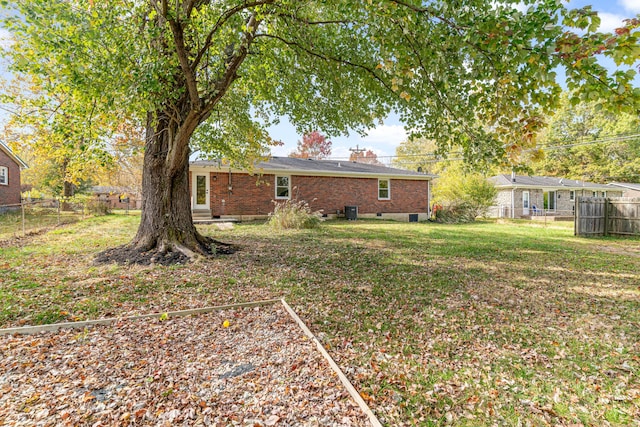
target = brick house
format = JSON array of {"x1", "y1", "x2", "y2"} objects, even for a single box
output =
[
  {"x1": 91, "y1": 186, "x2": 142, "y2": 209},
  {"x1": 189, "y1": 157, "x2": 434, "y2": 221},
  {"x1": 0, "y1": 141, "x2": 28, "y2": 207},
  {"x1": 488, "y1": 174, "x2": 623, "y2": 219}
]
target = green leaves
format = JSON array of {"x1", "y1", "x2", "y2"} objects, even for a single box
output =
[{"x1": 2, "y1": 0, "x2": 638, "y2": 171}]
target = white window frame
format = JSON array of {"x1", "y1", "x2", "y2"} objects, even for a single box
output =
[
  {"x1": 378, "y1": 178, "x2": 390, "y2": 200},
  {"x1": 275, "y1": 175, "x2": 290, "y2": 199},
  {"x1": 569, "y1": 190, "x2": 575, "y2": 201},
  {"x1": 0, "y1": 166, "x2": 7, "y2": 185}
]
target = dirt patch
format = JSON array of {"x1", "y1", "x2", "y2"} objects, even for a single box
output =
[
  {"x1": 94, "y1": 240, "x2": 237, "y2": 266},
  {"x1": 593, "y1": 244, "x2": 640, "y2": 258},
  {"x1": 0, "y1": 225, "x2": 63, "y2": 248}
]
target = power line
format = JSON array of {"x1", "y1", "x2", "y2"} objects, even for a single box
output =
[{"x1": 326, "y1": 131, "x2": 640, "y2": 166}]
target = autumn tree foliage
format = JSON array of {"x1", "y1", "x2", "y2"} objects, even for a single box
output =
[
  {"x1": 392, "y1": 138, "x2": 439, "y2": 173},
  {"x1": 289, "y1": 131, "x2": 332, "y2": 159},
  {"x1": 1, "y1": 76, "x2": 129, "y2": 199},
  {"x1": 349, "y1": 149, "x2": 382, "y2": 165},
  {"x1": 3, "y1": 1, "x2": 639, "y2": 262},
  {"x1": 530, "y1": 93, "x2": 640, "y2": 183}
]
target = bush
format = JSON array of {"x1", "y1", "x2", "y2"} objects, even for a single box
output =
[
  {"x1": 433, "y1": 202, "x2": 480, "y2": 223},
  {"x1": 268, "y1": 199, "x2": 321, "y2": 229},
  {"x1": 432, "y1": 163, "x2": 497, "y2": 223},
  {"x1": 69, "y1": 195, "x2": 111, "y2": 216}
]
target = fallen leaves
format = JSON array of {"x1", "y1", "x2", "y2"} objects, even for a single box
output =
[{"x1": 0, "y1": 306, "x2": 369, "y2": 426}]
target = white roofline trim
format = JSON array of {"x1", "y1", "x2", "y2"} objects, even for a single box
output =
[
  {"x1": 0, "y1": 142, "x2": 28, "y2": 169},
  {"x1": 607, "y1": 182, "x2": 640, "y2": 190}
]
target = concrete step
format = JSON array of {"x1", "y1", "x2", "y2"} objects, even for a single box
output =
[{"x1": 192, "y1": 210, "x2": 212, "y2": 219}]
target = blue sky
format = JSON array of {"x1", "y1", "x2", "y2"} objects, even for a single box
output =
[{"x1": 1, "y1": 0, "x2": 639, "y2": 162}]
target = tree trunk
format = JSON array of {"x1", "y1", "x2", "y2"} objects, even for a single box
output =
[
  {"x1": 128, "y1": 112, "x2": 213, "y2": 259},
  {"x1": 94, "y1": 109, "x2": 231, "y2": 265},
  {"x1": 61, "y1": 159, "x2": 74, "y2": 211}
]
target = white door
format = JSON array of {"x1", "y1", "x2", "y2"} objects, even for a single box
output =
[
  {"x1": 192, "y1": 173, "x2": 210, "y2": 210},
  {"x1": 523, "y1": 191, "x2": 530, "y2": 216}
]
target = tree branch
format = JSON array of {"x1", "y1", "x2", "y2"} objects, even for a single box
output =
[
  {"x1": 192, "y1": 0, "x2": 275, "y2": 69},
  {"x1": 254, "y1": 33, "x2": 395, "y2": 94},
  {"x1": 167, "y1": 17, "x2": 201, "y2": 110},
  {"x1": 199, "y1": 13, "x2": 261, "y2": 120}
]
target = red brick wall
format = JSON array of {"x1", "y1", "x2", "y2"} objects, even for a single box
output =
[
  {"x1": 0, "y1": 149, "x2": 22, "y2": 206},
  {"x1": 202, "y1": 172, "x2": 429, "y2": 216},
  {"x1": 95, "y1": 193, "x2": 139, "y2": 209}
]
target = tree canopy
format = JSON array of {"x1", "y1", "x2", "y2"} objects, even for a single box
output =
[
  {"x1": 3, "y1": 0, "x2": 639, "y2": 261},
  {"x1": 349, "y1": 148, "x2": 382, "y2": 165},
  {"x1": 392, "y1": 137, "x2": 439, "y2": 173},
  {"x1": 4, "y1": 1, "x2": 639, "y2": 165},
  {"x1": 289, "y1": 131, "x2": 332, "y2": 159},
  {"x1": 531, "y1": 94, "x2": 640, "y2": 183}
]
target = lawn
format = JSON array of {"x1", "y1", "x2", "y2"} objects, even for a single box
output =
[
  {"x1": 1, "y1": 213, "x2": 639, "y2": 426},
  {"x1": 0, "y1": 206, "x2": 84, "y2": 240}
]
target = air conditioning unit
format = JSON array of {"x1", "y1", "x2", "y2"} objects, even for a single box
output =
[{"x1": 345, "y1": 206, "x2": 358, "y2": 220}]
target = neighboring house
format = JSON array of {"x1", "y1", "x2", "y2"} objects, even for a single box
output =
[
  {"x1": 607, "y1": 182, "x2": 640, "y2": 198},
  {"x1": 189, "y1": 157, "x2": 435, "y2": 221},
  {"x1": 0, "y1": 141, "x2": 28, "y2": 207},
  {"x1": 488, "y1": 174, "x2": 623, "y2": 219},
  {"x1": 91, "y1": 186, "x2": 142, "y2": 209}
]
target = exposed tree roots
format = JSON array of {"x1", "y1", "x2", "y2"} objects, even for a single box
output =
[{"x1": 94, "y1": 237, "x2": 237, "y2": 266}]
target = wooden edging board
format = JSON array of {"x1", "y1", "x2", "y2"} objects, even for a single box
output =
[
  {"x1": 281, "y1": 298, "x2": 383, "y2": 427},
  {"x1": 0, "y1": 297, "x2": 383, "y2": 427},
  {"x1": 0, "y1": 298, "x2": 282, "y2": 336}
]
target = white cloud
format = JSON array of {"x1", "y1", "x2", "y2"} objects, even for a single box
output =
[
  {"x1": 598, "y1": 12, "x2": 627, "y2": 33},
  {"x1": 620, "y1": 0, "x2": 640, "y2": 14},
  {"x1": 360, "y1": 124, "x2": 407, "y2": 145},
  {"x1": 0, "y1": 28, "x2": 14, "y2": 49}
]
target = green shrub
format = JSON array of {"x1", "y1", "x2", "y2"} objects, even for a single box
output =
[
  {"x1": 432, "y1": 163, "x2": 497, "y2": 222},
  {"x1": 268, "y1": 199, "x2": 321, "y2": 229},
  {"x1": 70, "y1": 195, "x2": 111, "y2": 216}
]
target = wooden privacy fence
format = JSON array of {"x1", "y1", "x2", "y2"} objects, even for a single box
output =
[{"x1": 575, "y1": 197, "x2": 640, "y2": 237}]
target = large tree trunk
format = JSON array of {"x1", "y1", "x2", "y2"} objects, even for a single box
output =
[{"x1": 96, "y1": 111, "x2": 232, "y2": 265}]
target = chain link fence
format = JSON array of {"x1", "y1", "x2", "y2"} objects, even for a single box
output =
[{"x1": 0, "y1": 198, "x2": 129, "y2": 239}]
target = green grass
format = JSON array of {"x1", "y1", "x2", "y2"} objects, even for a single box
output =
[
  {"x1": 0, "y1": 207, "x2": 85, "y2": 240},
  {"x1": 1, "y1": 215, "x2": 639, "y2": 425}
]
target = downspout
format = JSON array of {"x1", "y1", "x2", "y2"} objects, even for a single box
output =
[
  {"x1": 428, "y1": 179, "x2": 432, "y2": 218},
  {"x1": 511, "y1": 171, "x2": 516, "y2": 219}
]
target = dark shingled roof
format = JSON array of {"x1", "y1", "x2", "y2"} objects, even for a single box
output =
[
  {"x1": 490, "y1": 174, "x2": 611, "y2": 190},
  {"x1": 191, "y1": 156, "x2": 434, "y2": 179}
]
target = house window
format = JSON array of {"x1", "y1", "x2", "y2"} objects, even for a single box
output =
[
  {"x1": 569, "y1": 191, "x2": 575, "y2": 201},
  {"x1": 378, "y1": 178, "x2": 390, "y2": 200},
  {"x1": 602, "y1": 191, "x2": 607, "y2": 197},
  {"x1": 592, "y1": 191, "x2": 597, "y2": 197},
  {"x1": 0, "y1": 166, "x2": 7, "y2": 185},
  {"x1": 275, "y1": 176, "x2": 290, "y2": 199}
]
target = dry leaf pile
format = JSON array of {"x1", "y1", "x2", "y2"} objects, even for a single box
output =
[{"x1": 0, "y1": 305, "x2": 369, "y2": 426}]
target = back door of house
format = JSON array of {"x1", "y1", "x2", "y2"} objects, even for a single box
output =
[
  {"x1": 192, "y1": 173, "x2": 210, "y2": 210},
  {"x1": 523, "y1": 191, "x2": 530, "y2": 216}
]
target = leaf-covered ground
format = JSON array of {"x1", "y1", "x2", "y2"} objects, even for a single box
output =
[
  {"x1": 1, "y1": 214, "x2": 639, "y2": 426},
  {"x1": 0, "y1": 305, "x2": 368, "y2": 426}
]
